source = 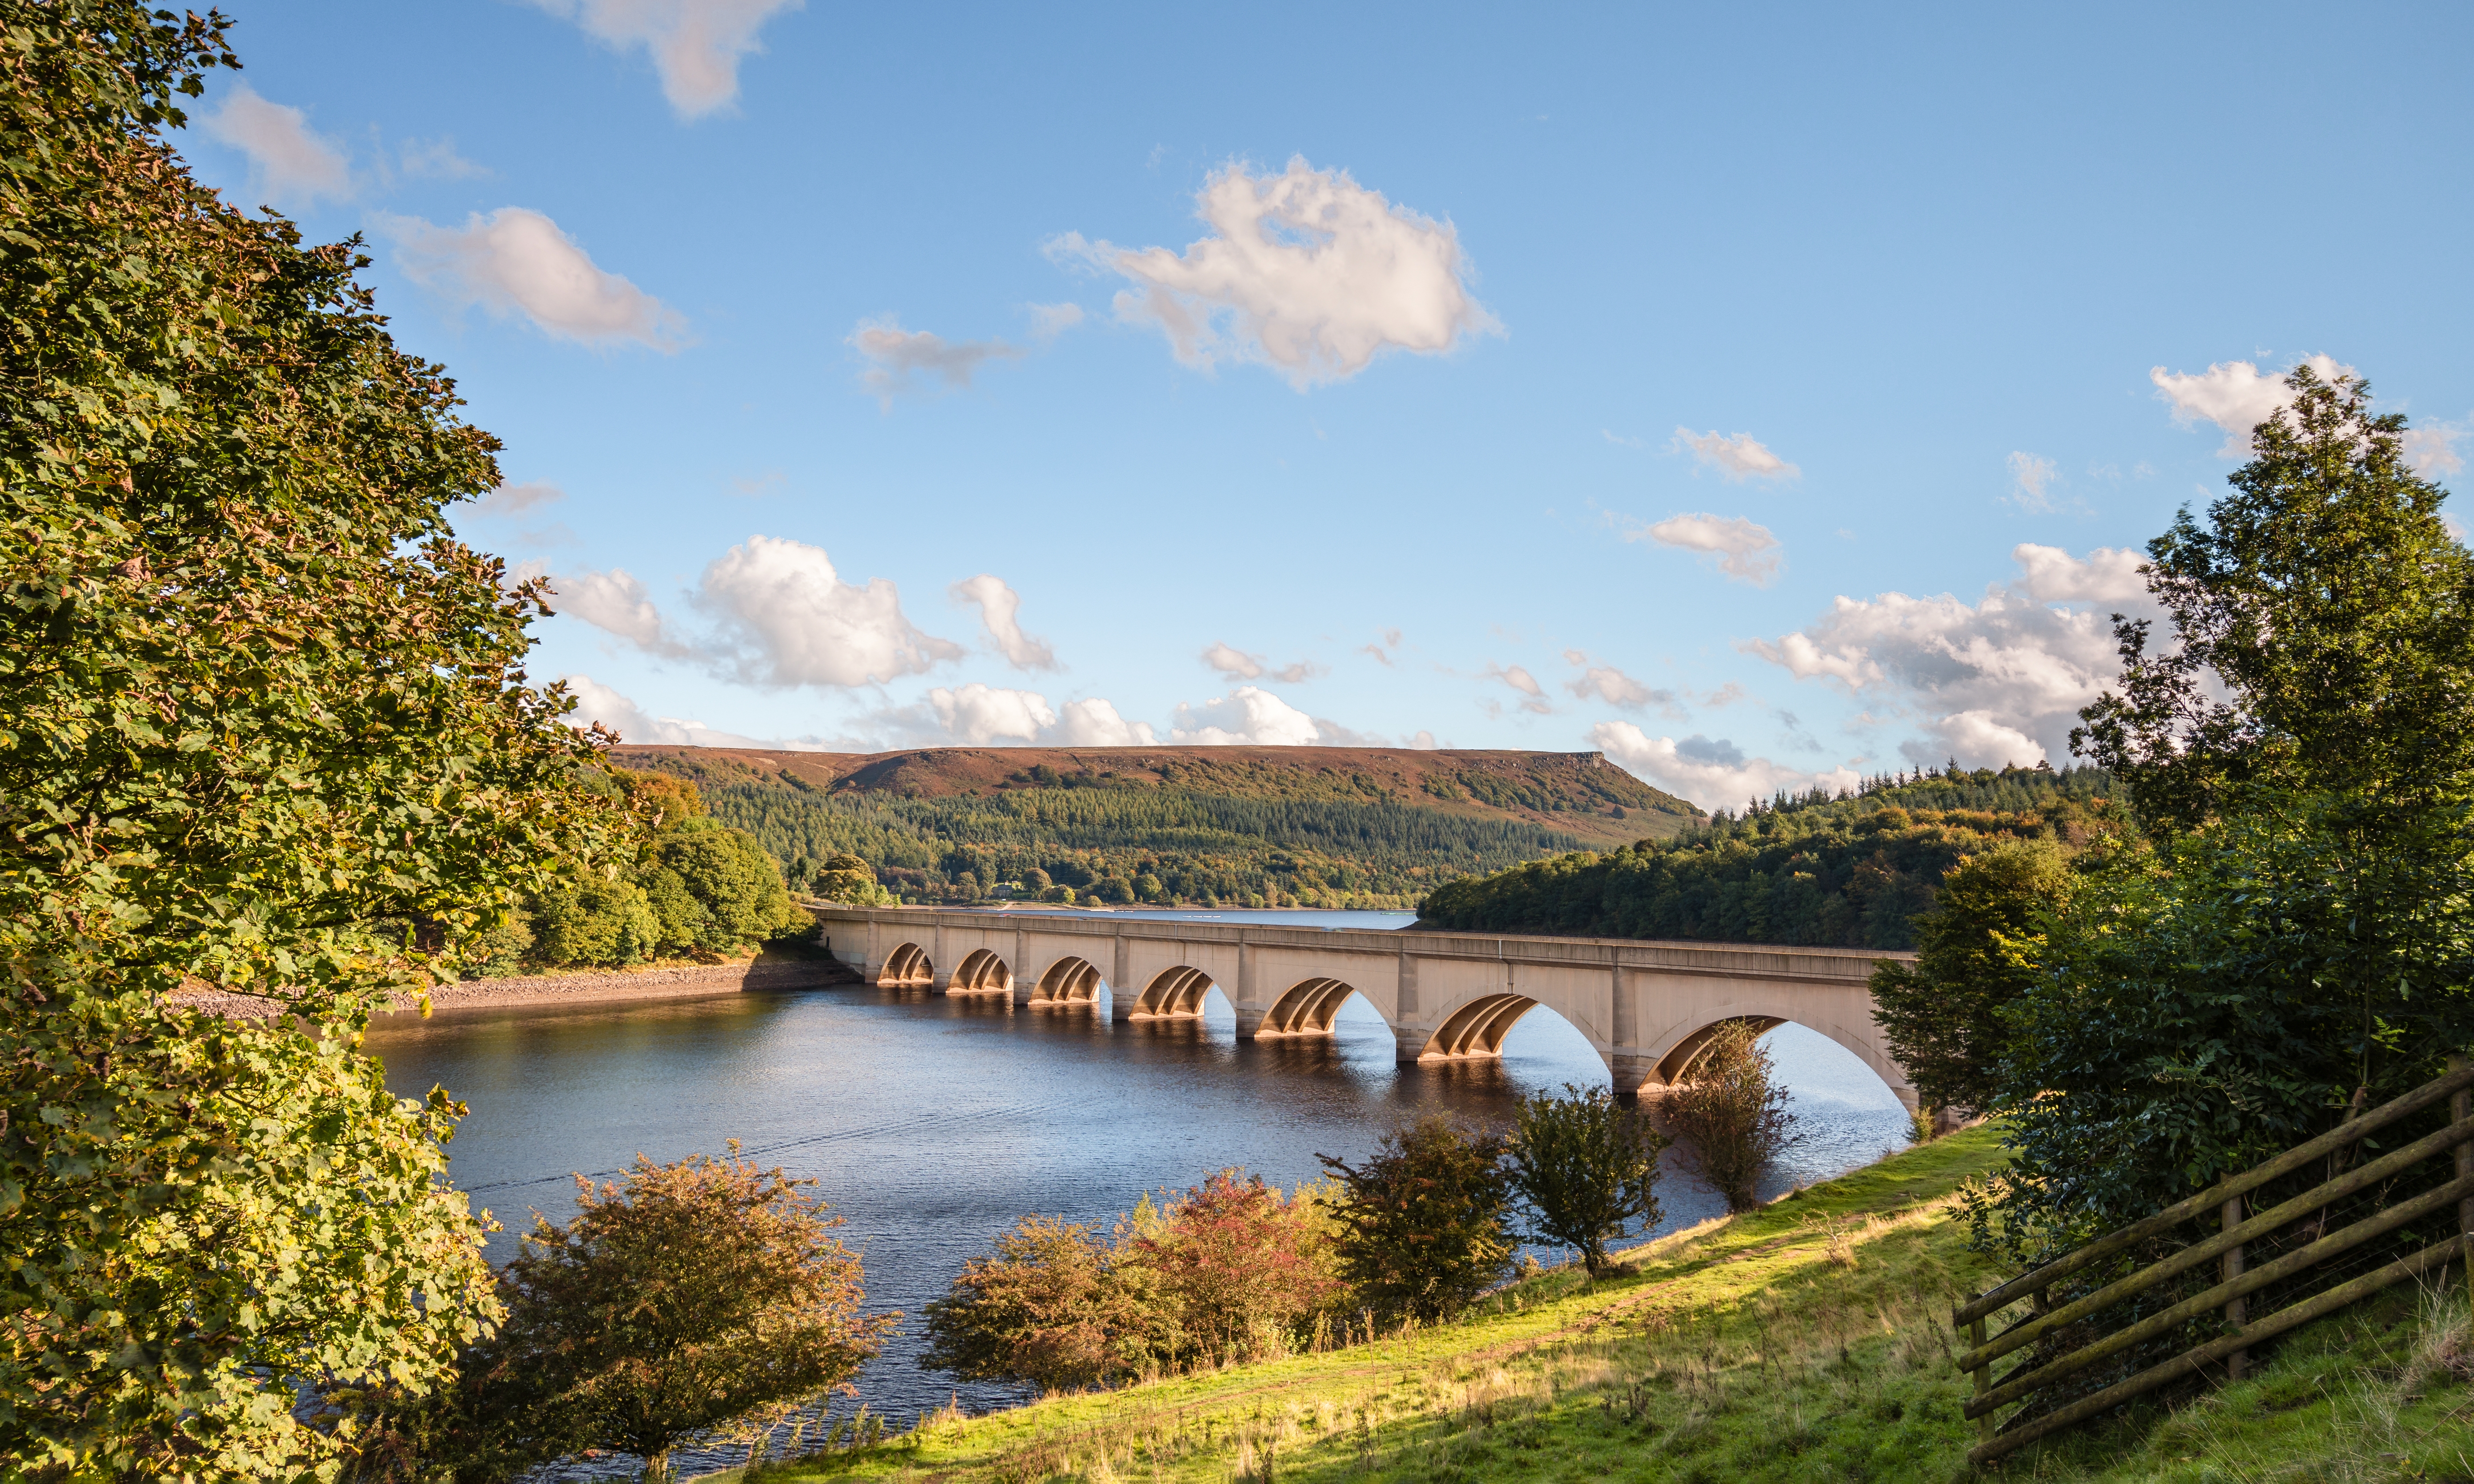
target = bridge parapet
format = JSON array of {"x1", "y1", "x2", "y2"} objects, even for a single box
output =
[{"x1": 806, "y1": 905, "x2": 1918, "y2": 1106}]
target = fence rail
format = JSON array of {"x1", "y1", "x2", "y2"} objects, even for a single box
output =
[{"x1": 1952, "y1": 1056, "x2": 2474, "y2": 1465}]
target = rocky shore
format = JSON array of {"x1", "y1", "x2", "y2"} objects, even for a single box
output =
[{"x1": 167, "y1": 951, "x2": 863, "y2": 1021}]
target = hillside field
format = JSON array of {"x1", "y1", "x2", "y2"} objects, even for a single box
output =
[{"x1": 615, "y1": 745, "x2": 1701, "y2": 910}]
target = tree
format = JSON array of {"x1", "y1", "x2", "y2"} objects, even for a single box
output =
[
  {"x1": 918, "y1": 1217, "x2": 1164, "y2": 1393},
  {"x1": 638, "y1": 816, "x2": 811, "y2": 953},
  {"x1": 0, "y1": 6, "x2": 631, "y2": 1473},
  {"x1": 810, "y1": 851, "x2": 893, "y2": 906},
  {"x1": 1868, "y1": 839, "x2": 2075, "y2": 1115},
  {"x1": 1504, "y1": 1085, "x2": 1667, "y2": 1277},
  {"x1": 1659, "y1": 1022, "x2": 1804, "y2": 1212},
  {"x1": 480, "y1": 1149, "x2": 895, "y2": 1483},
  {"x1": 1318, "y1": 1115, "x2": 1513, "y2": 1322},
  {"x1": 1126, "y1": 1171, "x2": 1339, "y2": 1365}
]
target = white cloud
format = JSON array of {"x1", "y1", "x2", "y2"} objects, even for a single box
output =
[
  {"x1": 949, "y1": 573, "x2": 1057, "y2": 671},
  {"x1": 2151, "y1": 354, "x2": 2350, "y2": 457},
  {"x1": 1202, "y1": 642, "x2": 1321, "y2": 684},
  {"x1": 383, "y1": 208, "x2": 685, "y2": 350},
  {"x1": 693, "y1": 535, "x2": 962, "y2": 688},
  {"x1": 471, "y1": 480, "x2": 564, "y2": 518},
  {"x1": 1483, "y1": 663, "x2": 1553, "y2": 716},
  {"x1": 1050, "y1": 157, "x2": 1498, "y2": 390},
  {"x1": 1169, "y1": 686, "x2": 1323, "y2": 745},
  {"x1": 1626, "y1": 512, "x2": 1783, "y2": 586},
  {"x1": 1747, "y1": 542, "x2": 2160, "y2": 766},
  {"x1": 1591, "y1": 722, "x2": 1859, "y2": 813},
  {"x1": 530, "y1": 0, "x2": 803, "y2": 118},
  {"x1": 927, "y1": 683, "x2": 1056, "y2": 744},
  {"x1": 1671, "y1": 428, "x2": 1799, "y2": 482},
  {"x1": 849, "y1": 317, "x2": 1022, "y2": 402},
  {"x1": 2404, "y1": 421, "x2": 2466, "y2": 478},
  {"x1": 549, "y1": 568, "x2": 687, "y2": 655},
  {"x1": 1561, "y1": 653, "x2": 1678, "y2": 715},
  {"x1": 399, "y1": 136, "x2": 488, "y2": 180},
  {"x1": 560, "y1": 674, "x2": 766, "y2": 748},
  {"x1": 202, "y1": 84, "x2": 351, "y2": 206},
  {"x1": 2007, "y1": 451, "x2": 2059, "y2": 513},
  {"x1": 1909, "y1": 711, "x2": 2046, "y2": 771},
  {"x1": 1053, "y1": 697, "x2": 1157, "y2": 746},
  {"x1": 1360, "y1": 627, "x2": 1405, "y2": 666},
  {"x1": 1027, "y1": 302, "x2": 1085, "y2": 339}
]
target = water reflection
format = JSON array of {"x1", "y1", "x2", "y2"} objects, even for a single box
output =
[{"x1": 371, "y1": 923, "x2": 1908, "y2": 1475}]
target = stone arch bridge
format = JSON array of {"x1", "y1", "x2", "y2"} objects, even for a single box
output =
[{"x1": 810, "y1": 906, "x2": 1917, "y2": 1106}]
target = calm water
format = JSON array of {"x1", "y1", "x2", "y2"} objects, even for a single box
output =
[{"x1": 369, "y1": 910, "x2": 1908, "y2": 1476}]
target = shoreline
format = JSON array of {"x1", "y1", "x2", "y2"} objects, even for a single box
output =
[{"x1": 167, "y1": 952, "x2": 860, "y2": 1021}]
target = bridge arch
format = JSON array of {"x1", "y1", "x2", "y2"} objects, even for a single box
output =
[
  {"x1": 1133, "y1": 965, "x2": 1215, "y2": 1019},
  {"x1": 947, "y1": 947, "x2": 1014, "y2": 995},
  {"x1": 878, "y1": 941, "x2": 933, "y2": 988},
  {"x1": 1028, "y1": 955, "x2": 1103, "y2": 1007},
  {"x1": 1257, "y1": 976, "x2": 1358, "y2": 1038},
  {"x1": 1420, "y1": 993, "x2": 1541, "y2": 1060},
  {"x1": 1635, "y1": 995, "x2": 1911, "y2": 1106}
]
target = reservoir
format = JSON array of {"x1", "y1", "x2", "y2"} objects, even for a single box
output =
[{"x1": 367, "y1": 909, "x2": 1911, "y2": 1475}]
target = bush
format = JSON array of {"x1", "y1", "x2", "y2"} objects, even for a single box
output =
[
  {"x1": 466, "y1": 1148, "x2": 895, "y2": 1484},
  {"x1": 1660, "y1": 1022, "x2": 1804, "y2": 1212},
  {"x1": 918, "y1": 1217, "x2": 1165, "y2": 1394},
  {"x1": 1128, "y1": 1171, "x2": 1340, "y2": 1366},
  {"x1": 1319, "y1": 1114, "x2": 1513, "y2": 1323},
  {"x1": 1505, "y1": 1084, "x2": 1667, "y2": 1276}
]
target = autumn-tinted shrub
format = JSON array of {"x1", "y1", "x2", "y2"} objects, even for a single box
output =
[
  {"x1": 1319, "y1": 1115, "x2": 1513, "y2": 1323},
  {"x1": 1661, "y1": 1022, "x2": 1804, "y2": 1212},
  {"x1": 1129, "y1": 1170, "x2": 1341, "y2": 1365},
  {"x1": 918, "y1": 1217, "x2": 1167, "y2": 1393}
]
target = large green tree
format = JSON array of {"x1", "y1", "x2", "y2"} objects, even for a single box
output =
[{"x1": 0, "y1": 4, "x2": 631, "y2": 1474}]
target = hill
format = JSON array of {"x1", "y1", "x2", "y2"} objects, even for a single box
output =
[
  {"x1": 1416, "y1": 762, "x2": 2123, "y2": 949},
  {"x1": 719, "y1": 1123, "x2": 2463, "y2": 1481},
  {"x1": 612, "y1": 745, "x2": 1702, "y2": 910}
]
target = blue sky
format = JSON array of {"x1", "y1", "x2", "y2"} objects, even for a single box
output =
[{"x1": 181, "y1": 1, "x2": 2474, "y2": 809}]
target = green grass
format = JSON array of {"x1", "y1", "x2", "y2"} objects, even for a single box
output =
[{"x1": 717, "y1": 1126, "x2": 2474, "y2": 1482}]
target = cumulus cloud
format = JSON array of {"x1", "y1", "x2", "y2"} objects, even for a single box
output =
[
  {"x1": 2404, "y1": 421, "x2": 2466, "y2": 478},
  {"x1": 1625, "y1": 512, "x2": 1783, "y2": 586},
  {"x1": 202, "y1": 84, "x2": 351, "y2": 206},
  {"x1": 849, "y1": 317, "x2": 1022, "y2": 403},
  {"x1": 399, "y1": 136, "x2": 487, "y2": 180},
  {"x1": 927, "y1": 683, "x2": 1056, "y2": 744},
  {"x1": 1482, "y1": 663, "x2": 1553, "y2": 716},
  {"x1": 1053, "y1": 697, "x2": 1157, "y2": 746},
  {"x1": 1050, "y1": 157, "x2": 1498, "y2": 390},
  {"x1": 2151, "y1": 354, "x2": 2350, "y2": 457},
  {"x1": 1560, "y1": 652, "x2": 1679, "y2": 715},
  {"x1": 1592, "y1": 722, "x2": 1859, "y2": 813},
  {"x1": 1671, "y1": 428, "x2": 1799, "y2": 482},
  {"x1": 549, "y1": 568, "x2": 689, "y2": 655},
  {"x1": 530, "y1": 0, "x2": 803, "y2": 118},
  {"x1": 1203, "y1": 642, "x2": 1320, "y2": 684},
  {"x1": 1169, "y1": 686, "x2": 1322, "y2": 745},
  {"x1": 949, "y1": 573, "x2": 1057, "y2": 671},
  {"x1": 561, "y1": 674, "x2": 766, "y2": 748},
  {"x1": 1747, "y1": 542, "x2": 2159, "y2": 767},
  {"x1": 471, "y1": 480, "x2": 565, "y2": 518},
  {"x1": 383, "y1": 208, "x2": 686, "y2": 349},
  {"x1": 693, "y1": 535, "x2": 962, "y2": 688},
  {"x1": 2007, "y1": 451, "x2": 2059, "y2": 513}
]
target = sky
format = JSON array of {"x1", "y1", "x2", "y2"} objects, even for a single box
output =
[{"x1": 177, "y1": 1, "x2": 2474, "y2": 812}]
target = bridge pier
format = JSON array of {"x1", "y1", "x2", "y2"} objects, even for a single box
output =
[
  {"x1": 1232, "y1": 1006, "x2": 1269, "y2": 1040},
  {"x1": 1393, "y1": 1025, "x2": 1433, "y2": 1065}
]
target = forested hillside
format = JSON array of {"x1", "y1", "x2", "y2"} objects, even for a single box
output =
[
  {"x1": 614, "y1": 745, "x2": 1701, "y2": 909},
  {"x1": 1415, "y1": 763, "x2": 2123, "y2": 948}
]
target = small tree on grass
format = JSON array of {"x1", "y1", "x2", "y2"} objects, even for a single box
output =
[
  {"x1": 918, "y1": 1216, "x2": 1166, "y2": 1393},
  {"x1": 483, "y1": 1146, "x2": 895, "y2": 1482},
  {"x1": 1662, "y1": 1022, "x2": 1804, "y2": 1212},
  {"x1": 1504, "y1": 1085, "x2": 1667, "y2": 1277},
  {"x1": 1319, "y1": 1114, "x2": 1513, "y2": 1323}
]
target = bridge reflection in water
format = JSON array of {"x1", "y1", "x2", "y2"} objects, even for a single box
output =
[{"x1": 808, "y1": 907, "x2": 1919, "y2": 1107}]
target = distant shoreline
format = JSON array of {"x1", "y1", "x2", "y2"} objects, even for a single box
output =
[{"x1": 167, "y1": 952, "x2": 858, "y2": 1022}]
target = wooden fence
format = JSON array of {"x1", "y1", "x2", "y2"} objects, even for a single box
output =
[{"x1": 1951, "y1": 1056, "x2": 2474, "y2": 1466}]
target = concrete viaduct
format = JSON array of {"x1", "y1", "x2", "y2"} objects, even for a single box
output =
[{"x1": 808, "y1": 906, "x2": 1918, "y2": 1108}]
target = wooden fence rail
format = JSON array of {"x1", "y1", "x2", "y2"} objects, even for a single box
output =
[{"x1": 1952, "y1": 1056, "x2": 2474, "y2": 1466}]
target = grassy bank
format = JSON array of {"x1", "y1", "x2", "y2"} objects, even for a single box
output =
[{"x1": 717, "y1": 1125, "x2": 2474, "y2": 1482}]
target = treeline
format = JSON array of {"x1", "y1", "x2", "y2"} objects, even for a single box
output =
[
  {"x1": 634, "y1": 763, "x2": 1605, "y2": 910},
  {"x1": 1417, "y1": 763, "x2": 2121, "y2": 949}
]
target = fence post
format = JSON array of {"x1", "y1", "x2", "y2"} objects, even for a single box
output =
[
  {"x1": 2454, "y1": 1054, "x2": 2472, "y2": 1325},
  {"x1": 1968, "y1": 1317, "x2": 1991, "y2": 1442},
  {"x1": 2220, "y1": 1194, "x2": 2247, "y2": 1381}
]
